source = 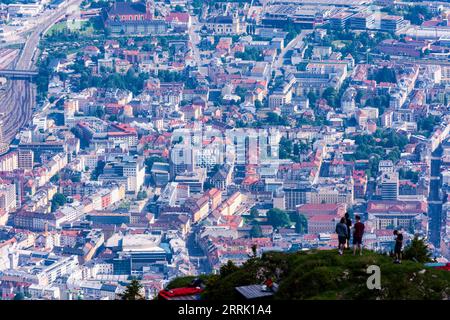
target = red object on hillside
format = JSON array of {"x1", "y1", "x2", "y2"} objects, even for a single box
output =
[
  {"x1": 158, "y1": 287, "x2": 203, "y2": 300},
  {"x1": 435, "y1": 263, "x2": 450, "y2": 271}
]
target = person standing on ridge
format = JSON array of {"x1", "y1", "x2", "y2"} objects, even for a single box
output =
[
  {"x1": 336, "y1": 217, "x2": 348, "y2": 255},
  {"x1": 393, "y1": 229, "x2": 403, "y2": 264},
  {"x1": 344, "y1": 212, "x2": 352, "y2": 249},
  {"x1": 352, "y1": 215, "x2": 365, "y2": 256}
]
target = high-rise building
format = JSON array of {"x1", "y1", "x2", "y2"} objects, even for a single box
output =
[
  {"x1": 169, "y1": 145, "x2": 196, "y2": 178},
  {"x1": 0, "y1": 119, "x2": 8, "y2": 155},
  {"x1": 381, "y1": 172, "x2": 399, "y2": 201},
  {"x1": 0, "y1": 151, "x2": 18, "y2": 172},
  {"x1": 283, "y1": 184, "x2": 311, "y2": 211},
  {"x1": 18, "y1": 149, "x2": 34, "y2": 170},
  {"x1": 99, "y1": 155, "x2": 145, "y2": 193},
  {"x1": 0, "y1": 182, "x2": 17, "y2": 220}
]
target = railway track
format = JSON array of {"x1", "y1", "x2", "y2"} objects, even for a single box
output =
[{"x1": 0, "y1": 0, "x2": 82, "y2": 143}]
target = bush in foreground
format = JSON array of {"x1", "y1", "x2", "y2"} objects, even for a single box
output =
[{"x1": 168, "y1": 250, "x2": 450, "y2": 300}]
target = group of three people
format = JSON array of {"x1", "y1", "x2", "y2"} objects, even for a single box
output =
[
  {"x1": 335, "y1": 213, "x2": 404, "y2": 263},
  {"x1": 336, "y1": 213, "x2": 364, "y2": 256}
]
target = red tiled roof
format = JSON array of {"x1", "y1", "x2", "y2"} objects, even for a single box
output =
[{"x1": 165, "y1": 12, "x2": 190, "y2": 23}]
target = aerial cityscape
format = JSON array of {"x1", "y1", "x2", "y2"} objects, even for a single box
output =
[{"x1": 0, "y1": 0, "x2": 450, "y2": 301}]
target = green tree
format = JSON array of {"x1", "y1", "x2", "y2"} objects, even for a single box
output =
[
  {"x1": 266, "y1": 208, "x2": 291, "y2": 229},
  {"x1": 374, "y1": 66, "x2": 396, "y2": 84},
  {"x1": 50, "y1": 173, "x2": 60, "y2": 183},
  {"x1": 51, "y1": 193, "x2": 67, "y2": 212},
  {"x1": 95, "y1": 106, "x2": 105, "y2": 119},
  {"x1": 279, "y1": 137, "x2": 292, "y2": 159},
  {"x1": 403, "y1": 236, "x2": 432, "y2": 263},
  {"x1": 322, "y1": 87, "x2": 338, "y2": 108},
  {"x1": 417, "y1": 115, "x2": 440, "y2": 137},
  {"x1": 295, "y1": 214, "x2": 308, "y2": 234},
  {"x1": 137, "y1": 191, "x2": 148, "y2": 201},
  {"x1": 13, "y1": 292, "x2": 24, "y2": 300},
  {"x1": 250, "y1": 224, "x2": 263, "y2": 238},
  {"x1": 203, "y1": 181, "x2": 214, "y2": 191},
  {"x1": 235, "y1": 47, "x2": 263, "y2": 61},
  {"x1": 144, "y1": 156, "x2": 167, "y2": 174},
  {"x1": 235, "y1": 86, "x2": 246, "y2": 102},
  {"x1": 266, "y1": 112, "x2": 287, "y2": 126},
  {"x1": 220, "y1": 260, "x2": 239, "y2": 278},
  {"x1": 119, "y1": 279, "x2": 145, "y2": 300},
  {"x1": 250, "y1": 207, "x2": 259, "y2": 219},
  {"x1": 405, "y1": 6, "x2": 432, "y2": 25},
  {"x1": 307, "y1": 91, "x2": 317, "y2": 107},
  {"x1": 91, "y1": 160, "x2": 106, "y2": 180}
]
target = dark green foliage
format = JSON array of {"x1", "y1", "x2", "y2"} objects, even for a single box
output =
[
  {"x1": 399, "y1": 168, "x2": 419, "y2": 183},
  {"x1": 119, "y1": 279, "x2": 145, "y2": 300},
  {"x1": 350, "y1": 129, "x2": 409, "y2": 165},
  {"x1": 157, "y1": 70, "x2": 184, "y2": 82},
  {"x1": 279, "y1": 137, "x2": 292, "y2": 160},
  {"x1": 50, "y1": 174, "x2": 60, "y2": 183},
  {"x1": 372, "y1": 66, "x2": 397, "y2": 84},
  {"x1": 174, "y1": 5, "x2": 184, "y2": 12},
  {"x1": 51, "y1": 193, "x2": 67, "y2": 212},
  {"x1": 73, "y1": 66, "x2": 149, "y2": 95},
  {"x1": 91, "y1": 160, "x2": 106, "y2": 181},
  {"x1": 36, "y1": 58, "x2": 51, "y2": 103},
  {"x1": 220, "y1": 260, "x2": 240, "y2": 278},
  {"x1": 235, "y1": 86, "x2": 247, "y2": 102},
  {"x1": 266, "y1": 208, "x2": 291, "y2": 229},
  {"x1": 137, "y1": 191, "x2": 148, "y2": 201},
  {"x1": 165, "y1": 274, "x2": 214, "y2": 290},
  {"x1": 417, "y1": 115, "x2": 441, "y2": 137},
  {"x1": 265, "y1": 112, "x2": 288, "y2": 126},
  {"x1": 322, "y1": 87, "x2": 338, "y2": 108},
  {"x1": 405, "y1": 6, "x2": 433, "y2": 25},
  {"x1": 317, "y1": 30, "x2": 393, "y2": 62},
  {"x1": 283, "y1": 23, "x2": 302, "y2": 43},
  {"x1": 144, "y1": 156, "x2": 167, "y2": 174},
  {"x1": 295, "y1": 214, "x2": 308, "y2": 234},
  {"x1": 364, "y1": 94, "x2": 390, "y2": 116},
  {"x1": 307, "y1": 91, "x2": 317, "y2": 106},
  {"x1": 186, "y1": 250, "x2": 450, "y2": 300},
  {"x1": 203, "y1": 181, "x2": 214, "y2": 191},
  {"x1": 250, "y1": 224, "x2": 263, "y2": 238},
  {"x1": 403, "y1": 236, "x2": 432, "y2": 263},
  {"x1": 235, "y1": 47, "x2": 264, "y2": 61},
  {"x1": 88, "y1": 0, "x2": 110, "y2": 9},
  {"x1": 250, "y1": 207, "x2": 259, "y2": 219},
  {"x1": 13, "y1": 292, "x2": 24, "y2": 300}
]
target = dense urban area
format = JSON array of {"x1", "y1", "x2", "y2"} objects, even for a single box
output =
[{"x1": 0, "y1": 0, "x2": 449, "y2": 300}]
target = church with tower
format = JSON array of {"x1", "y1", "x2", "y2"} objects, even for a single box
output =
[{"x1": 104, "y1": 0, "x2": 167, "y2": 35}]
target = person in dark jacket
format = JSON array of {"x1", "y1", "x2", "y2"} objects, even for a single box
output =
[
  {"x1": 393, "y1": 230, "x2": 403, "y2": 264},
  {"x1": 336, "y1": 217, "x2": 348, "y2": 255},
  {"x1": 344, "y1": 212, "x2": 352, "y2": 249},
  {"x1": 352, "y1": 215, "x2": 365, "y2": 256}
]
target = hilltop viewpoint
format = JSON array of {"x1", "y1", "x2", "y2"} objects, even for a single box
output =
[{"x1": 167, "y1": 250, "x2": 450, "y2": 300}]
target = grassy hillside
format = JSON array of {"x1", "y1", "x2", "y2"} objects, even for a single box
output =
[{"x1": 168, "y1": 250, "x2": 450, "y2": 300}]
